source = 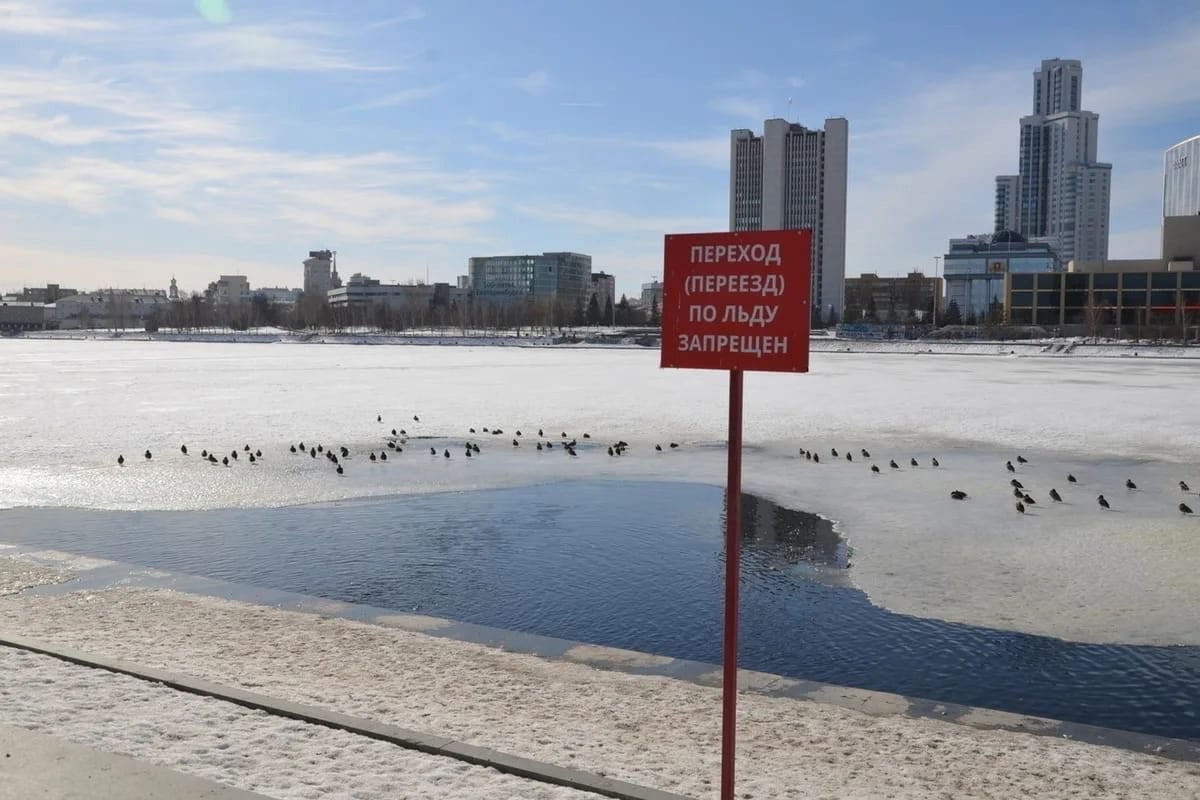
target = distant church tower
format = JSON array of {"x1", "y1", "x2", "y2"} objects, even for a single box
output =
[{"x1": 169, "y1": 276, "x2": 179, "y2": 302}]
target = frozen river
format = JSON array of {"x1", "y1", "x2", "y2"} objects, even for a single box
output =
[{"x1": 2, "y1": 338, "x2": 1199, "y2": 647}]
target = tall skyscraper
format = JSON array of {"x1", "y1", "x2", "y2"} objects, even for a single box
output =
[
  {"x1": 730, "y1": 117, "x2": 848, "y2": 321},
  {"x1": 994, "y1": 59, "x2": 1111, "y2": 264}
]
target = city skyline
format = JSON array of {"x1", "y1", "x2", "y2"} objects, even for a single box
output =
[{"x1": 2, "y1": 1, "x2": 1200, "y2": 296}]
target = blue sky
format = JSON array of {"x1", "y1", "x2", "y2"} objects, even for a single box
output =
[{"x1": 2, "y1": 0, "x2": 1200, "y2": 298}]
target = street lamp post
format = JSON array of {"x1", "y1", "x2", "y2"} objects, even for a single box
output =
[{"x1": 932, "y1": 256, "x2": 942, "y2": 327}]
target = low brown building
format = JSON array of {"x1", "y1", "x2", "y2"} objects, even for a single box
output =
[{"x1": 843, "y1": 272, "x2": 943, "y2": 323}]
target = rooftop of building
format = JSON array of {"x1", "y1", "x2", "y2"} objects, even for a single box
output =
[{"x1": 1168, "y1": 133, "x2": 1200, "y2": 151}]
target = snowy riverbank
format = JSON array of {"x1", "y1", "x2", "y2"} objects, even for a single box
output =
[
  {"x1": 17, "y1": 328, "x2": 1200, "y2": 359},
  {"x1": 1, "y1": 557, "x2": 1197, "y2": 800}
]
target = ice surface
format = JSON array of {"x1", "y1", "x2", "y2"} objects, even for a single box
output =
[
  {"x1": 0, "y1": 645, "x2": 605, "y2": 800},
  {"x1": 1, "y1": 588, "x2": 1196, "y2": 800},
  {"x1": 2, "y1": 339, "x2": 1200, "y2": 644},
  {"x1": 17, "y1": 550, "x2": 115, "y2": 571}
]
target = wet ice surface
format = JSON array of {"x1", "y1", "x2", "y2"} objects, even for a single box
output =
[
  {"x1": 4, "y1": 484, "x2": 1200, "y2": 739},
  {"x1": 2, "y1": 339, "x2": 1199, "y2": 645}
]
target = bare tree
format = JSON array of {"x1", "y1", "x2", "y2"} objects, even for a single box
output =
[{"x1": 1083, "y1": 300, "x2": 1104, "y2": 343}]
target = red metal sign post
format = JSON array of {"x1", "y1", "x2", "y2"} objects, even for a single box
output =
[{"x1": 661, "y1": 230, "x2": 812, "y2": 800}]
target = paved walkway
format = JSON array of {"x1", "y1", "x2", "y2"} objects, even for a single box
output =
[{"x1": 0, "y1": 723, "x2": 271, "y2": 800}]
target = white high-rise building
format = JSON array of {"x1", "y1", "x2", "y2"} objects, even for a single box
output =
[
  {"x1": 730, "y1": 117, "x2": 849, "y2": 322},
  {"x1": 1164, "y1": 134, "x2": 1200, "y2": 218},
  {"x1": 995, "y1": 59, "x2": 1111, "y2": 263}
]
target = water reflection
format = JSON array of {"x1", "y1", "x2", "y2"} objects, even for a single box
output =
[{"x1": 738, "y1": 492, "x2": 847, "y2": 568}]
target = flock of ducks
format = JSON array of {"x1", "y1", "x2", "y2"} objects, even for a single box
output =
[
  {"x1": 800, "y1": 447, "x2": 1195, "y2": 516},
  {"x1": 995, "y1": 456, "x2": 1194, "y2": 515},
  {"x1": 117, "y1": 420, "x2": 1196, "y2": 518},
  {"x1": 114, "y1": 414, "x2": 684, "y2": 477}
]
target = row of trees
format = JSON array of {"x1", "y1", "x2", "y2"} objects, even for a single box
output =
[{"x1": 142, "y1": 292, "x2": 662, "y2": 334}]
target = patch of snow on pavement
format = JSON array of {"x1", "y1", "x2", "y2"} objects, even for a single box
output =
[
  {"x1": 0, "y1": 645, "x2": 606, "y2": 800},
  {"x1": 0, "y1": 588, "x2": 1196, "y2": 800}
]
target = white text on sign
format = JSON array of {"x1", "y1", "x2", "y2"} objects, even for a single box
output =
[{"x1": 677, "y1": 335, "x2": 789, "y2": 356}]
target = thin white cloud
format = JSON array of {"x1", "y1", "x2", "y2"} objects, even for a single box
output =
[
  {"x1": 709, "y1": 96, "x2": 770, "y2": 121},
  {"x1": 845, "y1": 67, "x2": 1027, "y2": 276},
  {"x1": 368, "y1": 6, "x2": 425, "y2": 28},
  {"x1": 514, "y1": 204, "x2": 718, "y2": 235},
  {"x1": 341, "y1": 85, "x2": 442, "y2": 112},
  {"x1": 787, "y1": 76, "x2": 806, "y2": 89},
  {"x1": 0, "y1": 1, "x2": 114, "y2": 35},
  {"x1": 155, "y1": 205, "x2": 199, "y2": 224},
  {"x1": 640, "y1": 136, "x2": 728, "y2": 169},
  {"x1": 717, "y1": 68, "x2": 768, "y2": 91},
  {"x1": 561, "y1": 101, "x2": 605, "y2": 108},
  {"x1": 512, "y1": 70, "x2": 550, "y2": 95},
  {"x1": 1087, "y1": 25, "x2": 1200, "y2": 127},
  {"x1": 0, "y1": 239, "x2": 292, "y2": 293},
  {"x1": 186, "y1": 24, "x2": 394, "y2": 72},
  {"x1": 0, "y1": 66, "x2": 244, "y2": 143},
  {"x1": 0, "y1": 112, "x2": 124, "y2": 146}
]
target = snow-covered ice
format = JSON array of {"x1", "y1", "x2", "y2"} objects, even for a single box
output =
[
  {"x1": 1, "y1": 585, "x2": 1196, "y2": 800},
  {"x1": 2, "y1": 338, "x2": 1200, "y2": 645}
]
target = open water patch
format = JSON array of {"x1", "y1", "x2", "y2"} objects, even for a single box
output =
[{"x1": 1, "y1": 480, "x2": 1198, "y2": 741}]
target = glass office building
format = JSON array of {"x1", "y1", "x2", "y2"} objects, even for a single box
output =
[
  {"x1": 942, "y1": 231, "x2": 1058, "y2": 319},
  {"x1": 468, "y1": 252, "x2": 592, "y2": 308}
]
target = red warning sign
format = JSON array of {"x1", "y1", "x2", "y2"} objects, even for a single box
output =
[{"x1": 660, "y1": 230, "x2": 812, "y2": 373}]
